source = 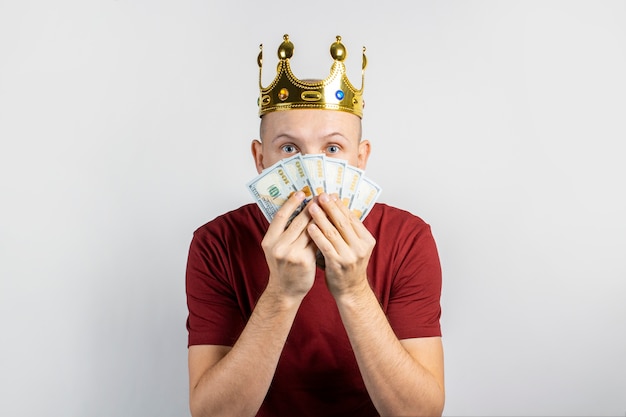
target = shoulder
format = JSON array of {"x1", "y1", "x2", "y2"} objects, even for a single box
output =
[
  {"x1": 190, "y1": 204, "x2": 268, "y2": 252},
  {"x1": 194, "y1": 203, "x2": 267, "y2": 236},
  {"x1": 364, "y1": 203, "x2": 432, "y2": 236}
]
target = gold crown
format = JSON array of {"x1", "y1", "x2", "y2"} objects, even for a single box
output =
[{"x1": 258, "y1": 34, "x2": 367, "y2": 118}]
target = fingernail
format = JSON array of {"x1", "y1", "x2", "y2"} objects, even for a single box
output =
[
  {"x1": 331, "y1": 193, "x2": 339, "y2": 201},
  {"x1": 309, "y1": 203, "x2": 320, "y2": 213},
  {"x1": 319, "y1": 193, "x2": 329, "y2": 203}
]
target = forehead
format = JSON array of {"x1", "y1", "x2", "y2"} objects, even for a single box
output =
[{"x1": 260, "y1": 109, "x2": 361, "y2": 140}]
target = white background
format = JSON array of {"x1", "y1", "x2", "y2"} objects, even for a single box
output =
[{"x1": 1, "y1": 1, "x2": 625, "y2": 416}]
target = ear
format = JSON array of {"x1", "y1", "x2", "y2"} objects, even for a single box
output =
[
  {"x1": 357, "y1": 139, "x2": 371, "y2": 170},
  {"x1": 251, "y1": 140, "x2": 264, "y2": 174}
]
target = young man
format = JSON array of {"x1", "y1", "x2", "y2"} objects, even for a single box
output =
[{"x1": 186, "y1": 35, "x2": 444, "y2": 416}]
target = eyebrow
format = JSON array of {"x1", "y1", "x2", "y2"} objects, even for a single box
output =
[
  {"x1": 322, "y1": 132, "x2": 350, "y2": 141},
  {"x1": 271, "y1": 133, "x2": 298, "y2": 144},
  {"x1": 271, "y1": 132, "x2": 350, "y2": 144}
]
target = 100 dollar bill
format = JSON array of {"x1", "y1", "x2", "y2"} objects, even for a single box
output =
[
  {"x1": 301, "y1": 154, "x2": 326, "y2": 196},
  {"x1": 282, "y1": 154, "x2": 314, "y2": 199},
  {"x1": 248, "y1": 154, "x2": 381, "y2": 222},
  {"x1": 324, "y1": 156, "x2": 347, "y2": 197},
  {"x1": 246, "y1": 162, "x2": 297, "y2": 223},
  {"x1": 340, "y1": 165, "x2": 363, "y2": 208},
  {"x1": 349, "y1": 176, "x2": 381, "y2": 220}
]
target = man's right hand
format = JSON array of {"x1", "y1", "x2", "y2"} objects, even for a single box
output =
[
  {"x1": 189, "y1": 191, "x2": 318, "y2": 417},
  {"x1": 261, "y1": 191, "x2": 317, "y2": 300}
]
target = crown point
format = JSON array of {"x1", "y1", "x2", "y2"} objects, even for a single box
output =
[
  {"x1": 278, "y1": 35, "x2": 294, "y2": 60},
  {"x1": 330, "y1": 36, "x2": 346, "y2": 61},
  {"x1": 362, "y1": 47, "x2": 367, "y2": 70},
  {"x1": 257, "y1": 45, "x2": 263, "y2": 68}
]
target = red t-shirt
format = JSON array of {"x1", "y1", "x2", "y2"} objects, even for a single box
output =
[{"x1": 186, "y1": 203, "x2": 442, "y2": 416}]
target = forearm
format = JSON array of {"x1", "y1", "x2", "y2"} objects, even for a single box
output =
[
  {"x1": 336, "y1": 284, "x2": 445, "y2": 416},
  {"x1": 190, "y1": 287, "x2": 302, "y2": 417}
]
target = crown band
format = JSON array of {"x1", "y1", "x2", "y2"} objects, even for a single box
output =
[{"x1": 258, "y1": 34, "x2": 367, "y2": 118}]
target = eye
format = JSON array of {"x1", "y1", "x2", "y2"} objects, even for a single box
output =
[
  {"x1": 326, "y1": 145, "x2": 340, "y2": 154},
  {"x1": 281, "y1": 144, "x2": 298, "y2": 154}
]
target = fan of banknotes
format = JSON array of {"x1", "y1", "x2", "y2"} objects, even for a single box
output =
[{"x1": 247, "y1": 154, "x2": 382, "y2": 223}]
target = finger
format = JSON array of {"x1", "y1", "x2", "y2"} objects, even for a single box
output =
[
  {"x1": 307, "y1": 222, "x2": 340, "y2": 258},
  {"x1": 265, "y1": 191, "x2": 306, "y2": 240},
  {"x1": 285, "y1": 207, "x2": 315, "y2": 248},
  {"x1": 307, "y1": 202, "x2": 349, "y2": 255},
  {"x1": 274, "y1": 198, "x2": 319, "y2": 251},
  {"x1": 322, "y1": 191, "x2": 372, "y2": 241},
  {"x1": 332, "y1": 193, "x2": 371, "y2": 240},
  {"x1": 315, "y1": 193, "x2": 360, "y2": 244},
  {"x1": 285, "y1": 197, "x2": 313, "y2": 232}
]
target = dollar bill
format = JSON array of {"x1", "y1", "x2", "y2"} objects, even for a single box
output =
[
  {"x1": 246, "y1": 162, "x2": 298, "y2": 222},
  {"x1": 301, "y1": 154, "x2": 326, "y2": 196},
  {"x1": 340, "y1": 165, "x2": 364, "y2": 208},
  {"x1": 247, "y1": 154, "x2": 381, "y2": 223},
  {"x1": 282, "y1": 154, "x2": 314, "y2": 199},
  {"x1": 349, "y1": 176, "x2": 382, "y2": 220},
  {"x1": 324, "y1": 156, "x2": 347, "y2": 197}
]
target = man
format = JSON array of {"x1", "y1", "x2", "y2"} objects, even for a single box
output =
[{"x1": 186, "y1": 35, "x2": 444, "y2": 416}]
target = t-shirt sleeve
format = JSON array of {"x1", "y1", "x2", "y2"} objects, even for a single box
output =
[
  {"x1": 185, "y1": 228, "x2": 246, "y2": 347},
  {"x1": 386, "y1": 222, "x2": 442, "y2": 340}
]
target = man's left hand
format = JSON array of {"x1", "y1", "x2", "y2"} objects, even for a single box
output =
[{"x1": 307, "y1": 193, "x2": 376, "y2": 299}]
